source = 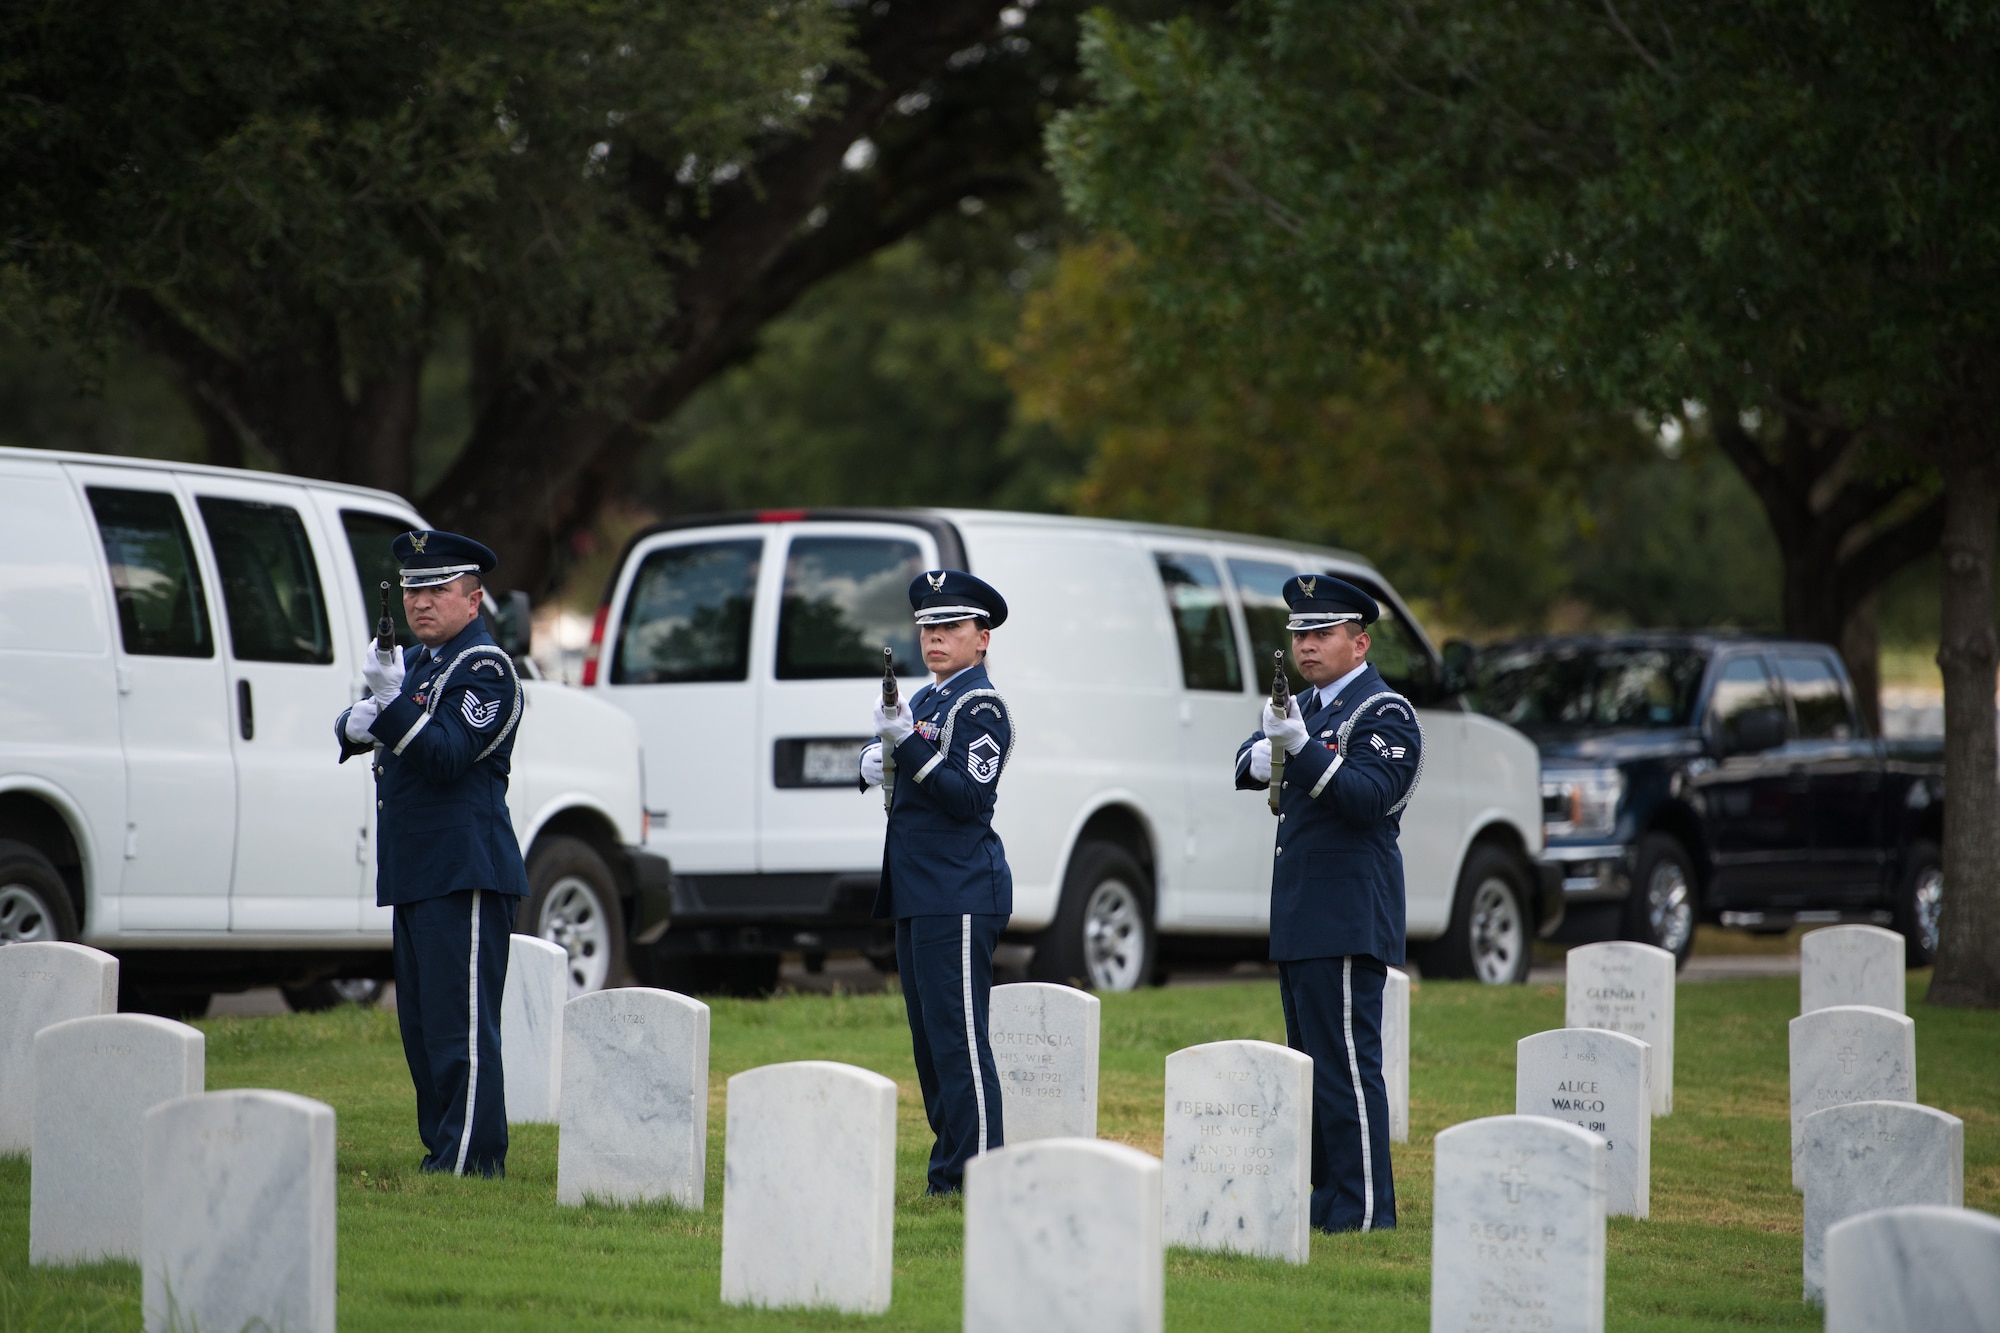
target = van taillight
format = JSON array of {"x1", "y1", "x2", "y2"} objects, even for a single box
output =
[{"x1": 581, "y1": 604, "x2": 610, "y2": 686}]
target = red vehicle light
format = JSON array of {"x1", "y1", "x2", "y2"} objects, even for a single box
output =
[{"x1": 581, "y1": 603, "x2": 610, "y2": 686}]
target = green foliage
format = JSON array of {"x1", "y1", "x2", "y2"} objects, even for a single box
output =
[
  {"x1": 4, "y1": 975, "x2": 1995, "y2": 1329},
  {"x1": 650, "y1": 239, "x2": 1087, "y2": 514}
]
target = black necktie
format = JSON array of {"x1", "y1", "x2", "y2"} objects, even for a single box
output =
[{"x1": 1300, "y1": 689, "x2": 1320, "y2": 717}]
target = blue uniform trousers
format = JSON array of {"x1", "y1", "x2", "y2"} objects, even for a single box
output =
[
  {"x1": 392, "y1": 890, "x2": 514, "y2": 1177},
  {"x1": 895, "y1": 913, "x2": 1007, "y2": 1194},
  {"x1": 1279, "y1": 955, "x2": 1397, "y2": 1232}
]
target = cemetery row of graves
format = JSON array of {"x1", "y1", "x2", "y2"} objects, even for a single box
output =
[{"x1": 2, "y1": 926, "x2": 1998, "y2": 1331}]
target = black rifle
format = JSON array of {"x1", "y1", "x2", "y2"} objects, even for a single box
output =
[
  {"x1": 879, "y1": 647, "x2": 899, "y2": 811},
  {"x1": 1267, "y1": 651, "x2": 1290, "y2": 815},
  {"x1": 376, "y1": 581, "x2": 396, "y2": 661}
]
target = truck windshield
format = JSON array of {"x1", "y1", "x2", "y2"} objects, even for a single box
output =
[{"x1": 1471, "y1": 645, "x2": 1707, "y2": 737}]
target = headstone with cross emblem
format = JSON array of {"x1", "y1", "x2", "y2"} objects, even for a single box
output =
[
  {"x1": 1431, "y1": 1115, "x2": 1608, "y2": 1333},
  {"x1": 1515, "y1": 1028, "x2": 1652, "y2": 1218},
  {"x1": 1788, "y1": 1004, "x2": 1915, "y2": 1191},
  {"x1": 1564, "y1": 941, "x2": 1675, "y2": 1116},
  {"x1": 1800, "y1": 1100, "x2": 1963, "y2": 1303}
]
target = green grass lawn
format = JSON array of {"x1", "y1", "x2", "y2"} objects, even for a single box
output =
[{"x1": 3, "y1": 972, "x2": 1995, "y2": 1331}]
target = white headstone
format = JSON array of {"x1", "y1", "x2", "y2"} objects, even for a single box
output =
[
  {"x1": 1161, "y1": 1040, "x2": 1312, "y2": 1263},
  {"x1": 1431, "y1": 1115, "x2": 1607, "y2": 1333},
  {"x1": 1825, "y1": 1204, "x2": 2000, "y2": 1333},
  {"x1": 1801, "y1": 1101, "x2": 1963, "y2": 1303},
  {"x1": 721, "y1": 1061, "x2": 897, "y2": 1314},
  {"x1": 31, "y1": 1015, "x2": 203, "y2": 1265},
  {"x1": 0, "y1": 940, "x2": 118, "y2": 1154},
  {"x1": 558, "y1": 987, "x2": 709, "y2": 1208},
  {"x1": 989, "y1": 982, "x2": 1100, "y2": 1142},
  {"x1": 1386, "y1": 967, "x2": 1411, "y2": 1144},
  {"x1": 1515, "y1": 1028, "x2": 1651, "y2": 1219},
  {"x1": 1801, "y1": 925, "x2": 1906, "y2": 1016},
  {"x1": 965, "y1": 1138, "x2": 1163, "y2": 1333},
  {"x1": 502, "y1": 934, "x2": 568, "y2": 1124},
  {"x1": 1564, "y1": 941, "x2": 1675, "y2": 1116},
  {"x1": 1788, "y1": 1004, "x2": 1915, "y2": 1190},
  {"x1": 142, "y1": 1090, "x2": 335, "y2": 1333}
]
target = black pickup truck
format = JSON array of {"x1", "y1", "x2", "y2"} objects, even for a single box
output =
[{"x1": 1463, "y1": 633, "x2": 1945, "y2": 968}]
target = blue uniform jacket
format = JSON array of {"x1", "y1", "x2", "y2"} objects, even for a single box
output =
[
  {"x1": 334, "y1": 619, "x2": 530, "y2": 906},
  {"x1": 866, "y1": 663, "x2": 1014, "y2": 919},
  {"x1": 1235, "y1": 662, "x2": 1424, "y2": 964}
]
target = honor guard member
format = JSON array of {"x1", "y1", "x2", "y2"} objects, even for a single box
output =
[
  {"x1": 859, "y1": 570, "x2": 1014, "y2": 1194},
  {"x1": 334, "y1": 530, "x2": 528, "y2": 1177},
  {"x1": 1235, "y1": 574, "x2": 1423, "y2": 1232}
]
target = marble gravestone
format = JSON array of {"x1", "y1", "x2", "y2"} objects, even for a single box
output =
[
  {"x1": 1800, "y1": 1100, "x2": 1963, "y2": 1303},
  {"x1": 721, "y1": 1061, "x2": 897, "y2": 1315},
  {"x1": 1788, "y1": 1004, "x2": 1914, "y2": 1190},
  {"x1": 31, "y1": 1015, "x2": 204, "y2": 1265},
  {"x1": 1565, "y1": 941, "x2": 1675, "y2": 1116},
  {"x1": 1431, "y1": 1115, "x2": 1607, "y2": 1333},
  {"x1": 0, "y1": 940, "x2": 118, "y2": 1154},
  {"x1": 1515, "y1": 1028, "x2": 1651, "y2": 1219},
  {"x1": 988, "y1": 982, "x2": 1100, "y2": 1142},
  {"x1": 965, "y1": 1138, "x2": 1163, "y2": 1333},
  {"x1": 558, "y1": 987, "x2": 710, "y2": 1208},
  {"x1": 1801, "y1": 925, "x2": 1906, "y2": 1016},
  {"x1": 142, "y1": 1090, "x2": 336, "y2": 1333},
  {"x1": 1385, "y1": 967, "x2": 1411, "y2": 1144},
  {"x1": 502, "y1": 934, "x2": 569, "y2": 1124},
  {"x1": 1825, "y1": 1204, "x2": 2000, "y2": 1333},
  {"x1": 1162, "y1": 1040, "x2": 1313, "y2": 1263}
]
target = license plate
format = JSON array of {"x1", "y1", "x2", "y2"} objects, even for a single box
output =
[{"x1": 800, "y1": 740, "x2": 865, "y2": 785}]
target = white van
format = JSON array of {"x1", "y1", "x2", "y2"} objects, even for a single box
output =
[
  {"x1": 0, "y1": 447, "x2": 669, "y2": 1012},
  {"x1": 581, "y1": 508, "x2": 1553, "y2": 989}
]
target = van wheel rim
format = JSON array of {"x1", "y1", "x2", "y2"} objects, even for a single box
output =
[
  {"x1": 1083, "y1": 878, "x2": 1146, "y2": 991},
  {"x1": 1913, "y1": 867, "x2": 1943, "y2": 955},
  {"x1": 1469, "y1": 877, "x2": 1524, "y2": 984},
  {"x1": 0, "y1": 886, "x2": 54, "y2": 943},
  {"x1": 538, "y1": 876, "x2": 612, "y2": 995},
  {"x1": 329, "y1": 979, "x2": 383, "y2": 1006},
  {"x1": 1646, "y1": 861, "x2": 1694, "y2": 957}
]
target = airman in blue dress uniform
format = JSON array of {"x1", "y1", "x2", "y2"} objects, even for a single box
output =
[
  {"x1": 335, "y1": 530, "x2": 528, "y2": 1177},
  {"x1": 859, "y1": 570, "x2": 1013, "y2": 1194},
  {"x1": 1235, "y1": 574, "x2": 1424, "y2": 1232}
]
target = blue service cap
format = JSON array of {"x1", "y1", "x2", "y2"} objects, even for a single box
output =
[
  {"x1": 1283, "y1": 573, "x2": 1379, "y2": 631},
  {"x1": 391, "y1": 529, "x2": 498, "y2": 589},
  {"x1": 909, "y1": 569, "x2": 1008, "y2": 629}
]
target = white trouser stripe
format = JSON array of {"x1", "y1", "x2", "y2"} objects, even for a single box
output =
[
  {"x1": 1343, "y1": 956, "x2": 1375, "y2": 1232},
  {"x1": 1309, "y1": 752, "x2": 1344, "y2": 798},
  {"x1": 962, "y1": 914, "x2": 989, "y2": 1155},
  {"x1": 454, "y1": 890, "x2": 482, "y2": 1176}
]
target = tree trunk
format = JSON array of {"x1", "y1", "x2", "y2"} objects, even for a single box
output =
[
  {"x1": 1840, "y1": 592, "x2": 1882, "y2": 736},
  {"x1": 1926, "y1": 451, "x2": 2000, "y2": 1008}
]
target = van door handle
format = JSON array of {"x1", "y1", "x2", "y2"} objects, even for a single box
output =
[{"x1": 237, "y1": 679, "x2": 255, "y2": 740}]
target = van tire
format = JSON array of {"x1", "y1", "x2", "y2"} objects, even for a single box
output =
[
  {"x1": 1029, "y1": 842, "x2": 1155, "y2": 992},
  {"x1": 1421, "y1": 844, "x2": 1531, "y2": 984},
  {"x1": 283, "y1": 979, "x2": 388, "y2": 1012},
  {"x1": 0, "y1": 840, "x2": 79, "y2": 943},
  {"x1": 521, "y1": 836, "x2": 627, "y2": 996}
]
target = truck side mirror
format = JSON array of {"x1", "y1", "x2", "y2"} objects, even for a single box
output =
[
  {"x1": 1439, "y1": 639, "x2": 1476, "y2": 698},
  {"x1": 1722, "y1": 703, "x2": 1787, "y2": 755},
  {"x1": 484, "y1": 590, "x2": 533, "y2": 658}
]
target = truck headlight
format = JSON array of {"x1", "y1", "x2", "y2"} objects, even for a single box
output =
[{"x1": 1542, "y1": 768, "x2": 1624, "y2": 840}]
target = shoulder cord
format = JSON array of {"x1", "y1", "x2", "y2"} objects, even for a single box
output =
[
  {"x1": 1335, "y1": 689, "x2": 1427, "y2": 816},
  {"x1": 936, "y1": 688, "x2": 1016, "y2": 782},
  {"x1": 423, "y1": 644, "x2": 524, "y2": 762}
]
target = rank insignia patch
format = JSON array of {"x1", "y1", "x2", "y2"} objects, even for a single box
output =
[
  {"x1": 462, "y1": 695, "x2": 501, "y2": 729},
  {"x1": 967, "y1": 734, "x2": 1002, "y2": 783}
]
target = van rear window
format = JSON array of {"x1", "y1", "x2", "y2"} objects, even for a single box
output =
[
  {"x1": 777, "y1": 536, "x2": 924, "y2": 679},
  {"x1": 613, "y1": 539, "x2": 761, "y2": 684}
]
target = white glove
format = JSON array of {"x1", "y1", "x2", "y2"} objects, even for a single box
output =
[
  {"x1": 344, "y1": 698, "x2": 380, "y2": 744},
  {"x1": 1263, "y1": 697, "x2": 1309, "y2": 755},
  {"x1": 362, "y1": 644, "x2": 405, "y2": 707},
  {"x1": 860, "y1": 743, "x2": 885, "y2": 788},
  {"x1": 873, "y1": 698, "x2": 915, "y2": 747},
  {"x1": 1247, "y1": 737, "x2": 1272, "y2": 783}
]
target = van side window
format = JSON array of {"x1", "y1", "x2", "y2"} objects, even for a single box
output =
[
  {"x1": 85, "y1": 487, "x2": 214, "y2": 658},
  {"x1": 197, "y1": 497, "x2": 333, "y2": 665},
  {"x1": 1154, "y1": 552, "x2": 1241, "y2": 691},
  {"x1": 777, "y1": 536, "x2": 924, "y2": 679},
  {"x1": 1227, "y1": 558, "x2": 1431, "y2": 698},
  {"x1": 1777, "y1": 653, "x2": 1854, "y2": 740},
  {"x1": 614, "y1": 539, "x2": 761, "y2": 684},
  {"x1": 340, "y1": 510, "x2": 417, "y2": 648}
]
